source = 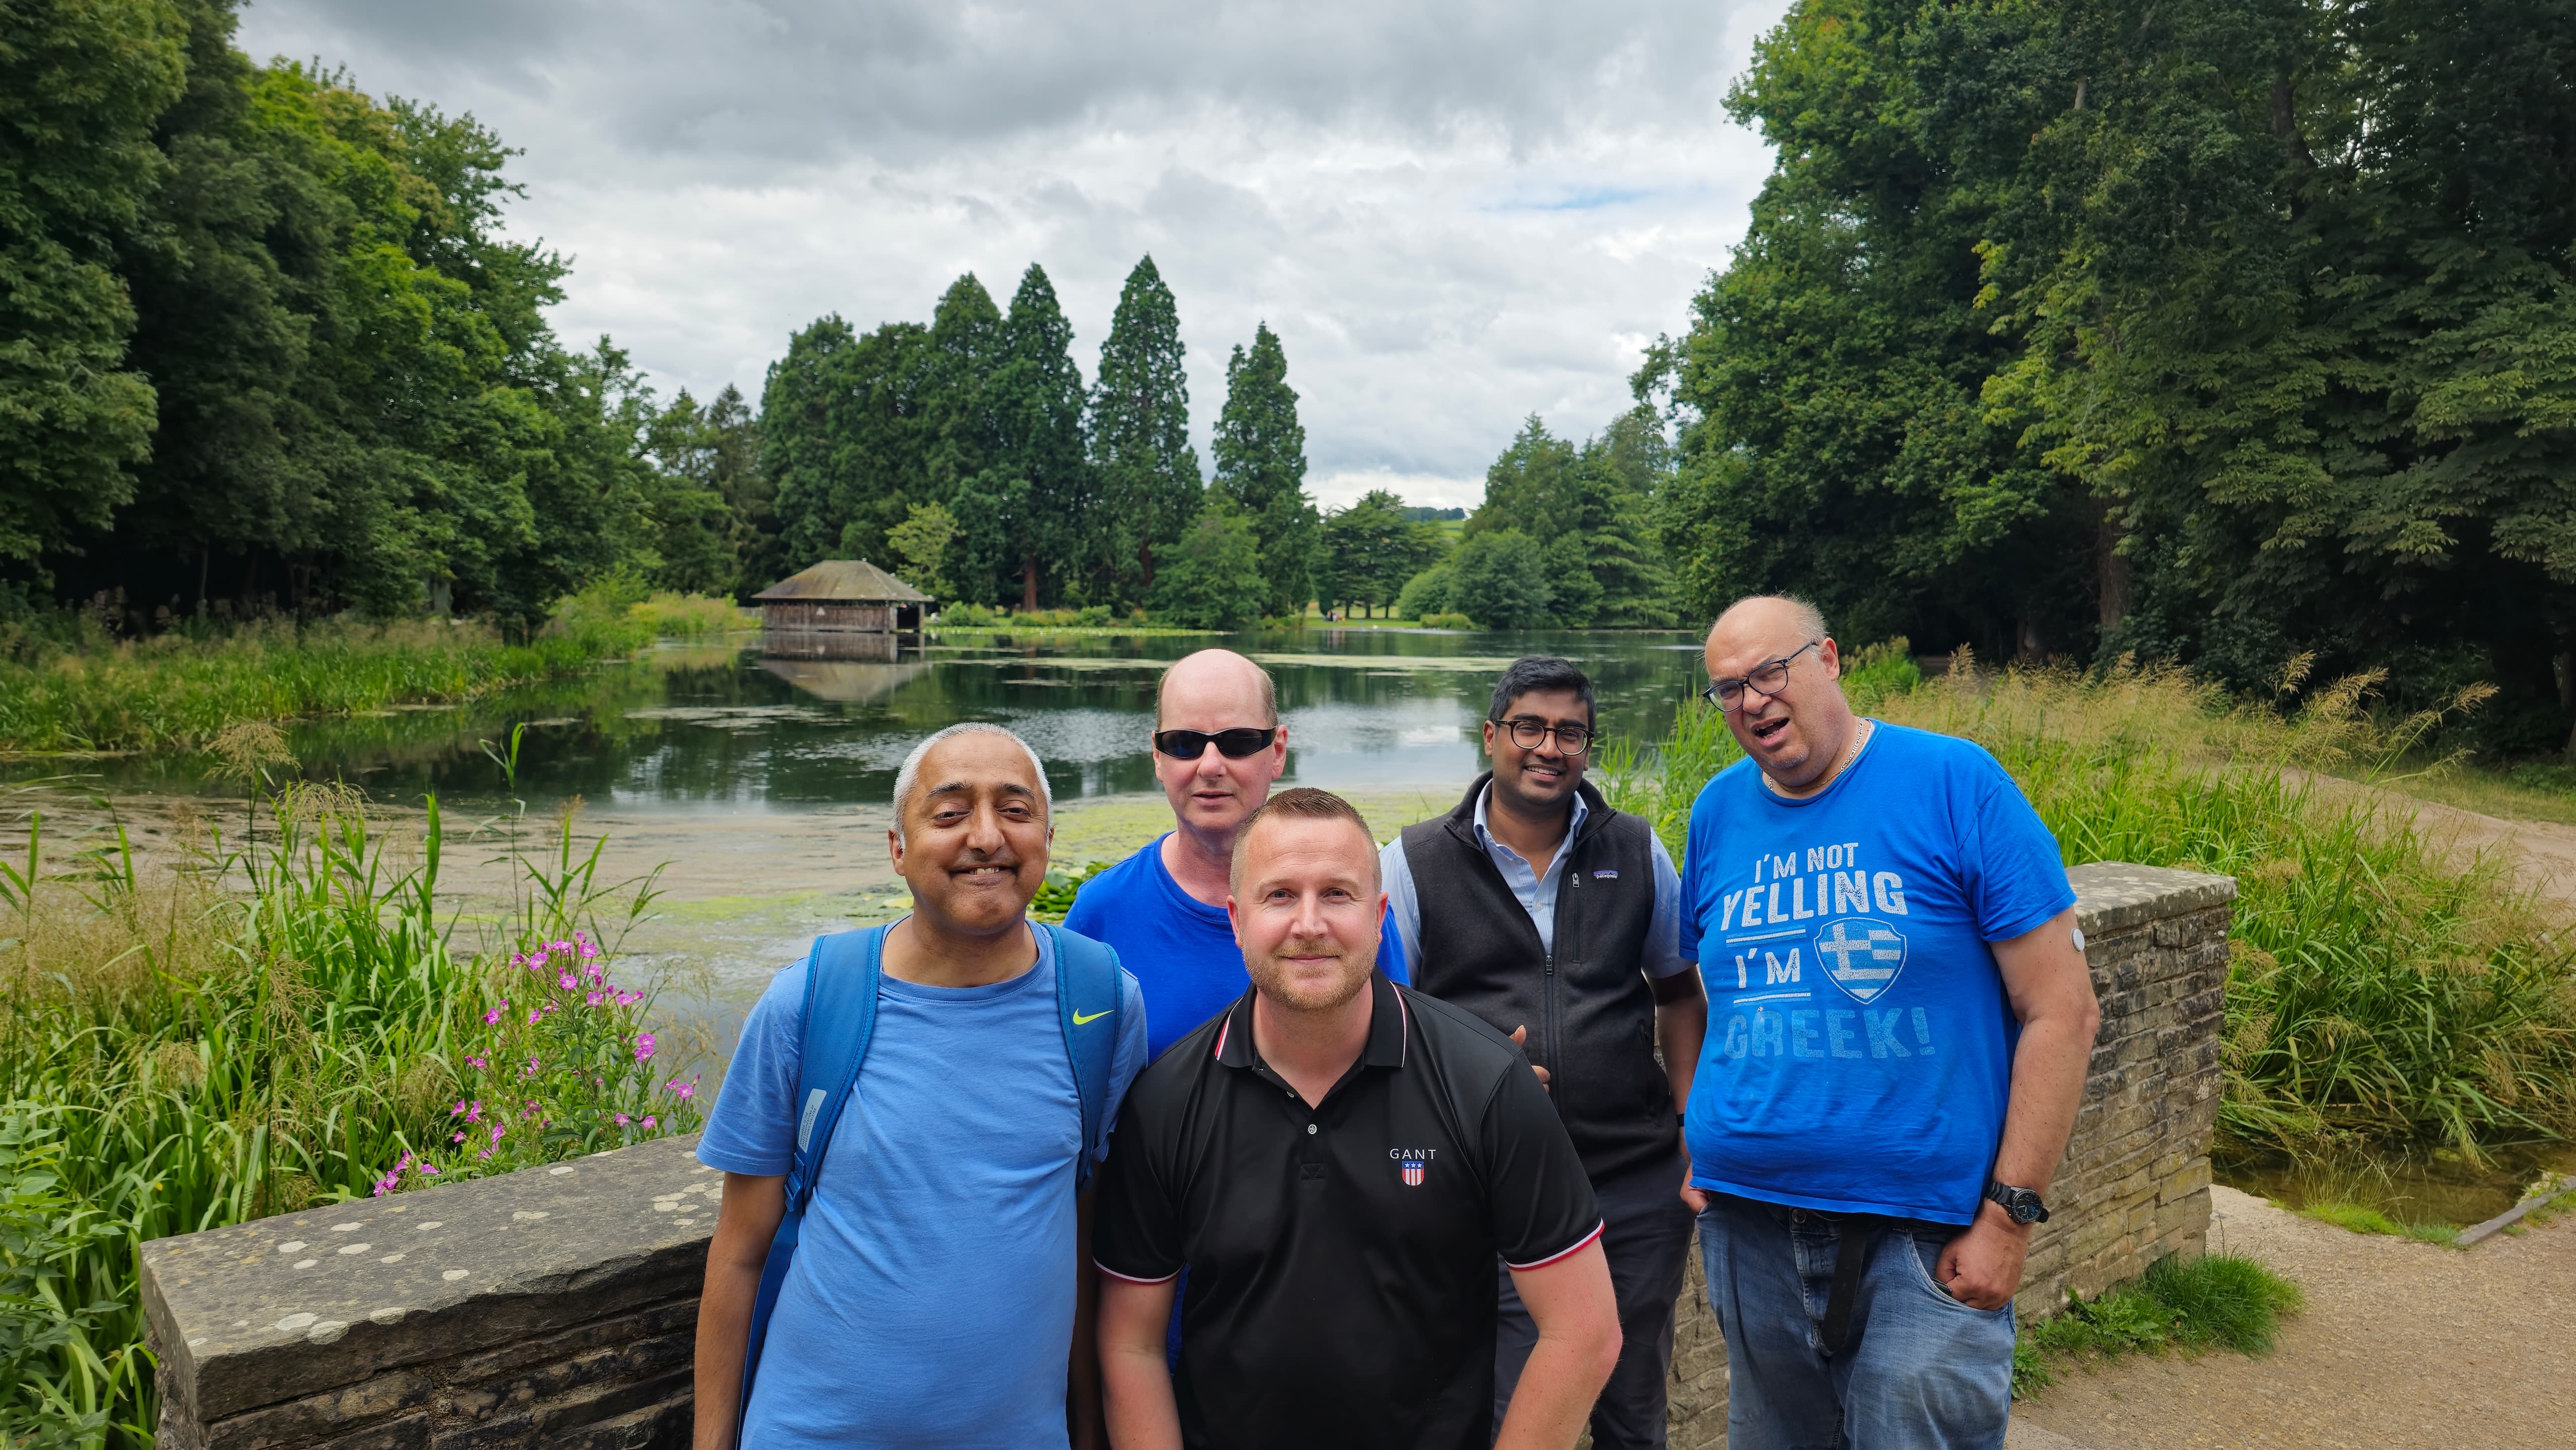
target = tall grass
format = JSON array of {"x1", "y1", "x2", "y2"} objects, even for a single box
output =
[
  {"x1": 1603, "y1": 648, "x2": 2576, "y2": 1163},
  {"x1": 0, "y1": 771, "x2": 701, "y2": 1447},
  {"x1": 0, "y1": 581, "x2": 745, "y2": 755}
]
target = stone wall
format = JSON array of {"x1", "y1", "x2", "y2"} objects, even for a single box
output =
[
  {"x1": 143, "y1": 862, "x2": 2231, "y2": 1450},
  {"x1": 1661, "y1": 861, "x2": 2235, "y2": 1450}
]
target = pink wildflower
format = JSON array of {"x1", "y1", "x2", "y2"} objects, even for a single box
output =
[
  {"x1": 665, "y1": 1080, "x2": 697, "y2": 1101},
  {"x1": 527, "y1": 1008, "x2": 542, "y2": 1025},
  {"x1": 558, "y1": 971, "x2": 578, "y2": 990},
  {"x1": 530, "y1": 950, "x2": 549, "y2": 968},
  {"x1": 452, "y1": 1131, "x2": 466, "y2": 1143},
  {"x1": 419, "y1": 1164, "x2": 439, "y2": 1176},
  {"x1": 634, "y1": 1032, "x2": 657, "y2": 1062},
  {"x1": 615, "y1": 1112, "x2": 630, "y2": 1126},
  {"x1": 484, "y1": 1007, "x2": 504, "y2": 1025},
  {"x1": 465, "y1": 1055, "x2": 488, "y2": 1070},
  {"x1": 586, "y1": 991, "x2": 603, "y2": 1007},
  {"x1": 642, "y1": 1116, "x2": 657, "y2": 1130}
]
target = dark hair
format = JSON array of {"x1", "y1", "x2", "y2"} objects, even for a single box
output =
[
  {"x1": 1488, "y1": 656, "x2": 1595, "y2": 728},
  {"x1": 1230, "y1": 787, "x2": 1379, "y2": 891}
]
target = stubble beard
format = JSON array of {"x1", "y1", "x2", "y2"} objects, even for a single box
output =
[{"x1": 1247, "y1": 938, "x2": 1370, "y2": 1015}]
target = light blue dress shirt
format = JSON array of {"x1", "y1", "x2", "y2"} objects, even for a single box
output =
[{"x1": 1379, "y1": 783, "x2": 1688, "y2": 978}]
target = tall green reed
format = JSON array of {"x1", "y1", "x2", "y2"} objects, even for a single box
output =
[
  {"x1": 1601, "y1": 647, "x2": 2576, "y2": 1164},
  {"x1": 0, "y1": 580, "x2": 744, "y2": 755},
  {"x1": 0, "y1": 769, "x2": 698, "y2": 1447}
]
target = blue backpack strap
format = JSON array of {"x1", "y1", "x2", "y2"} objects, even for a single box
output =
[
  {"x1": 740, "y1": 927, "x2": 885, "y2": 1430},
  {"x1": 1045, "y1": 924, "x2": 1123, "y2": 1189}
]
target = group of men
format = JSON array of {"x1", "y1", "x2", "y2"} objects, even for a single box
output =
[{"x1": 690, "y1": 593, "x2": 2104, "y2": 1450}]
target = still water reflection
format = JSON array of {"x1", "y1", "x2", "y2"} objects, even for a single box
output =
[{"x1": 68, "y1": 628, "x2": 1711, "y2": 808}]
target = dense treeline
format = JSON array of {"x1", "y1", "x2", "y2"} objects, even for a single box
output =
[
  {"x1": 2, "y1": 0, "x2": 746, "y2": 623},
  {"x1": 1651, "y1": 0, "x2": 2576, "y2": 748},
  {"x1": 761, "y1": 258, "x2": 1327, "y2": 627}
]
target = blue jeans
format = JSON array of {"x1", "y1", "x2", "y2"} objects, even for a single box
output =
[{"x1": 1696, "y1": 1193, "x2": 2015, "y2": 1450}]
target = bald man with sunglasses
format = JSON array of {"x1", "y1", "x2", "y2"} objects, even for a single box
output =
[{"x1": 1066, "y1": 649, "x2": 1409, "y2": 1062}]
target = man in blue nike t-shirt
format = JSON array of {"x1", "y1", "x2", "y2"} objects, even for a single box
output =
[
  {"x1": 1066, "y1": 649, "x2": 1404, "y2": 1060},
  {"x1": 1678, "y1": 596, "x2": 2101, "y2": 1450}
]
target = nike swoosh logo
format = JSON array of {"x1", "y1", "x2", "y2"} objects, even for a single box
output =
[{"x1": 1072, "y1": 1009, "x2": 1114, "y2": 1025}]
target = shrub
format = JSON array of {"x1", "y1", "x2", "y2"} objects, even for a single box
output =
[
  {"x1": 1419, "y1": 612, "x2": 1477, "y2": 630},
  {"x1": 1448, "y1": 530, "x2": 1552, "y2": 629},
  {"x1": 935, "y1": 602, "x2": 1002, "y2": 628},
  {"x1": 628, "y1": 591, "x2": 750, "y2": 637},
  {"x1": 1148, "y1": 505, "x2": 1268, "y2": 630},
  {"x1": 1395, "y1": 563, "x2": 1455, "y2": 621}
]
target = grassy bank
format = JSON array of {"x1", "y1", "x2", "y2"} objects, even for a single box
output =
[
  {"x1": 2013, "y1": 1253, "x2": 2303, "y2": 1395},
  {"x1": 1604, "y1": 651, "x2": 2576, "y2": 1166},
  {"x1": 0, "y1": 777, "x2": 700, "y2": 1446},
  {"x1": 0, "y1": 584, "x2": 742, "y2": 756}
]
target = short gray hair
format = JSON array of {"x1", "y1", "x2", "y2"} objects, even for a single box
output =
[
  {"x1": 891, "y1": 723, "x2": 1052, "y2": 845},
  {"x1": 1719, "y1": 593, "x2": 1829, "y2": 645}
]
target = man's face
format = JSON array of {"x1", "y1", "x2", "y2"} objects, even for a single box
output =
[
  {"x1": 1228, "y1": 815, "x2": 1383, "y2": 1015},
  {"x1": 1483, "y1": 687, "x2": 1590, "y2": 817},
  {"x1": 1155, "y1": 660, "x2": 1287, "y2": 842},
  {"x1": 889, "y1": 734, "x2": 1051, "y2": 939},
  {"x1": 1706, "y1": 609, "x2": 1843, "y2": 780}
]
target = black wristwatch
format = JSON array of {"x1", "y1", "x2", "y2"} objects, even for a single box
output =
[{"x1": 1985, "y1": 1180, "x2": 2050, "y2": 1226}]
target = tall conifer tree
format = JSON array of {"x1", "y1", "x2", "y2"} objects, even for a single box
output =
[
  {"x1": 1090, "y1": 256, "x2": 1201, "y2": 602},
  {"x1": 1213, "y1": 323, "x2": 1320, "y2": 617},
  {"x1": 982, "y1": 264, "x2": 1092, "y2": 609}
]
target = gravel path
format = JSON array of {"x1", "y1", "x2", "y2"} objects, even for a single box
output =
[{"x1": 2008, "y1": 1185, "x2": 2576, "y2": 1449}]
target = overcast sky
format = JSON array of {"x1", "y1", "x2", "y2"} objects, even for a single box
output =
[{"x1": 235, "y1": 1, "x2": 1790, "y2": 508}]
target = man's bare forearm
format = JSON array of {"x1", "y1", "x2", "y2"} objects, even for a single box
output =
[
  {"x1": 1097, "y1": 1277, "x2": 1182, "y2": 1450},
  {"x1": 1494, "y1": 1243, "x2": 1620, "y2": 1450},
  {"x1": 1993, "y1": 1000, "x2": 2095, "y2": 1192},
  {"x1": 693, "y1": 1174, "x2": 785, "y2": 1450},
  {"x1": 1652, "y1": 972, "x2": 1707, "y2": 1117}
]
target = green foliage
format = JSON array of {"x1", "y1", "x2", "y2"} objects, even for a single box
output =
[
  {"x1": 1320, "y1": 490, "x2": 1441, "y2": 617},
  {"x1": 1213, "y1": 323, "x2": 1321, "y2": 618},
  {"x1": 2016, "y1": 1253, "x2": 2304, "y2": 1396},
  {"x1": 1448, "y1": 529, "x2": 1553, "y2": 630},
  {"x1": 979, "y1": 265, "x2": 1096, "y2": 610},
  {"x1": 2294, "y1": 1200, "x2": 2405, "y2": 1236},
  {"x1": 934, "y1": 602, "x2": 1002, "y2": 628},
  {"x1": 1419, "y1": 612, "x2": 1476, "y2": 630},
  {"x1": 887, "y1": 500, "x2": 962, "y2": 599},
  {"x1": 626, "y1": 591, "x2": 749, "y2": 638},
  {"x1": 644, "y1": 385, "x2": 766, "y2": 596},
  {"x1": 1029, "y1": 859, "x2": 1113, "y2": 924},
  {"x1": 1396, "y1": 563, "x2": 1455, "y2": 621},
  {"x1": 0, "y1": 0, "x2": 185, "y2": 569},
  {"x1": 1656, "y1": 0, "x2": 2576, "y2": 745},
  {"x1": 1147, "y1": 504, "x2": 1268, "y2": 630},
  {"x1": 1471, "y1": 412, "x2": 1676, "y2": 627},
  {"x1": 1092, "y1": 256, "x2": 1204, "y2": 606},
  {"x1": 0, "y1": 579, "x2": 670, "y2": 752},
  {"x1": 0, "y1": 777, "x2": 698, "y2": 1442}
]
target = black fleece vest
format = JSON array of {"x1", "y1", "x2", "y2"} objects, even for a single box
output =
[{"x1": 1399, "y1": 774, "x2": 1673, "y2": 1184}]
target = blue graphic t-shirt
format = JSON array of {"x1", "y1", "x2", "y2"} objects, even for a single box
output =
[
  {"x1": 697, "y1": 928, "x2": 1150, "y2": 1449},
  {"x1": 1678, "y1": 723, "x2": 2075, "y2": 1224},
  {"x1": 1066, "y1": 833, "x2": 1408, "y2": 1059}
]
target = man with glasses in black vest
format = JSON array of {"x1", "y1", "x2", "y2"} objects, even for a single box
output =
[{"x1": 1378, "y1": 656, "x2": 1705, "y2": 1450}]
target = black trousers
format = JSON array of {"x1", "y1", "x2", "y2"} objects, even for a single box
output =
[{"x1": 1493, "y1": 1151, "x2": 1696, "y2": 1448}]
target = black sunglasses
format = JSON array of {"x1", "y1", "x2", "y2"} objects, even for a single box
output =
[{"x1": 1153, "y1": 727, "x2": 1278, "y2": 759}]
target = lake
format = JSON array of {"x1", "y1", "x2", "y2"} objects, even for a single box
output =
[{"x1": 58, "y1": 626, "x2": 1709, "y2": 813}]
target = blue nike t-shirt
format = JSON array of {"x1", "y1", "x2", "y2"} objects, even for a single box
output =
[
  {"x1": 1678, "y1": 723, "x2": 2075, "y2": 1224},
  {"x1": 697, "y1": 927, "x2": 1149, "y2": 1449},
  {"x1": 1065, "y1": 833, "x2": 1408, "y2": 1059}
]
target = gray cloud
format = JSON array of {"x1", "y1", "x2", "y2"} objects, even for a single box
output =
[{"x1": 236, "y1": 0, "x2": 1789, "y2": 506}]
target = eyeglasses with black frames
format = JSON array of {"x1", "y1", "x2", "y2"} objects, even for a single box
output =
[
  {"x1": 1491, "y1": 717, "x2": 1597, "y2": 755},
  {"x1": 1153, "y1": 727, "x2": 1279, "y2": 760},
  {"x1": 1703, "y1": 640, "x2": 1821, "y2": 712}
]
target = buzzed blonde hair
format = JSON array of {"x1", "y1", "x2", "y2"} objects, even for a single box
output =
[{"x1": 1229, "y1": 787, "x2": 1378, "y2": 893}]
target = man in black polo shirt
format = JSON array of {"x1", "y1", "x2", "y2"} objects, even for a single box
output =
[{"x1": 1094, "y1": 788, "x2": 1620, "y2": 1450}]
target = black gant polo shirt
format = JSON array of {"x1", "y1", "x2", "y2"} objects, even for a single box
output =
[{"x1": 1094, "y1": 970, "x2": 1601, "y2": 1450}]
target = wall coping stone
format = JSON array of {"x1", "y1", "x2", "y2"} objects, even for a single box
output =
[
  {"x1": 142, "y1": 1133, "x2": 714, "y2": 1432},
  {"x1": 2065, "y1": 861, "x2": 2236, "y2": 933}
]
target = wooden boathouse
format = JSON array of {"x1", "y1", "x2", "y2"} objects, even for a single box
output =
[{"x1": 751, "y1": 559, "x2": 931, "y2": 658}]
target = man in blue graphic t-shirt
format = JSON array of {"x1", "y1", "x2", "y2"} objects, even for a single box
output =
[
  {"x1": 1677, "y1": 596, "x2": 2100, "y2": 1450},
  {"x1": 692, "y1": 723, "x2": 1149, "y2": 1449},
  {"x1": 1066, "y1": 649, "x2": 1404, "y2": 1060}
]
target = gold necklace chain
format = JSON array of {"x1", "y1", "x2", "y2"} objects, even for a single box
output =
[{"x1": 1765, "y1": 718, "x2": 1873, "y2": 798}]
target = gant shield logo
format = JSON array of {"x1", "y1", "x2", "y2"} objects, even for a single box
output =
[
  {"x1": 1813, "y1": 918, "x2": 1908, "y2": 1005},
  {"x1": 1390, "y1": 1148, "x2": 1435, "y2": 1186},
  {"x1": 1402, "y1": 1158, "x2": 1426, "y2": 1186}
]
